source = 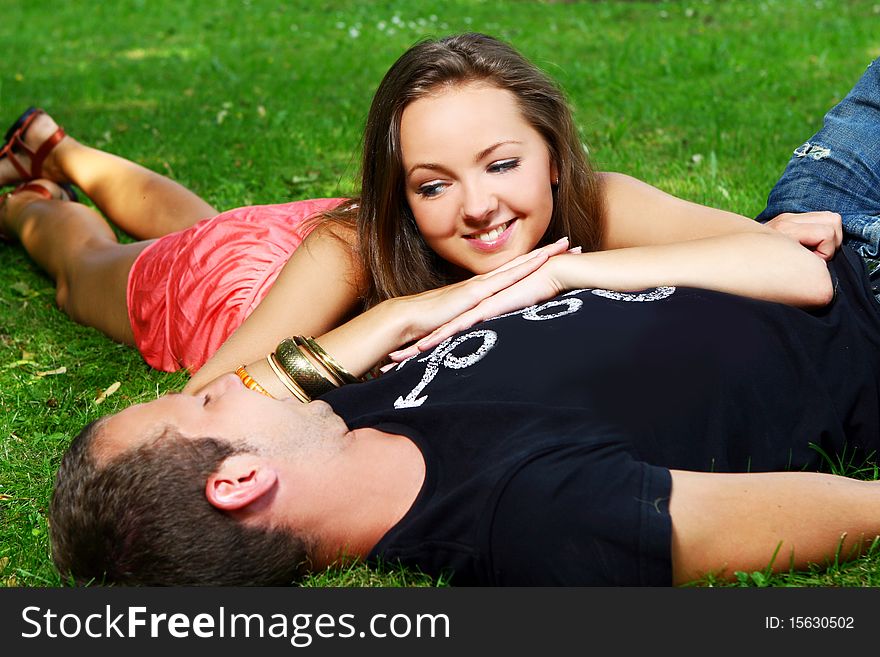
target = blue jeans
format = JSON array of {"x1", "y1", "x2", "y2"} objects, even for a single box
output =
[{"x1": 757, "y1": 59, "x2": 880, "y2": 296}]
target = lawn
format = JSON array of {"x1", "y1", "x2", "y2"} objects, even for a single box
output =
[{"x1": 2, "y1": 0, "x2": 880, "y2": 587}]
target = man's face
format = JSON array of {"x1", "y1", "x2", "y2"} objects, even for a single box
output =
[{"x1": 97, "y1": 373, "x2": 349, "y2": 462}]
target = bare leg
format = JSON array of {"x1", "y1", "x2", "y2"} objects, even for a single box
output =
[
  {"x1": 50, "y1": 138, "x2": 218, "y2": 239},
  {"x1": 2, "y1": 181, "x2": 149, "y2": 344},
  {"x1": 669, "y1": 469, "x2": 880, "y2": 585},
  {"x1": 2, "y1": 111, "x2": 218, "y2": 239}
]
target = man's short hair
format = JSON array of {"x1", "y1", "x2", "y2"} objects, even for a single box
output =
[{"x1": 49, "y1": 418, "x2": 312, "y2": 585}]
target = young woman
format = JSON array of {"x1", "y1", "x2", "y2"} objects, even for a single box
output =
[{"x1": 0, "y1": 34, "x2": 836, "y2": 396}]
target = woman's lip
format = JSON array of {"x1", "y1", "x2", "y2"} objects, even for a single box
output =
[{"x1": 464, "y1": 219, "x2": 517, "y2": 252}]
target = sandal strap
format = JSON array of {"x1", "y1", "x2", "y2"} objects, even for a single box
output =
[
  {"x1": 14, "y1": 182, "x2": 55, "y2": 200},
  {"x1": 0, "y1": 109, "x2": 42, "y2": 179},
  {"x1": 1, "y1": 140, "x2": 33, "y2": 180},
  {"x1": 29, "y1": 127, "x2": 65, "y2": 179},
  {"x1": 0, "y1": 108, "x2": 65, "y2": 181},
  {"x1": 0, "y1": 181, "x2": 59, "y2": 243}
]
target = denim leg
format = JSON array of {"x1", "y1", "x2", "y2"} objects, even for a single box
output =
[{"x1": 757, "y1": 59, "x2": 880, "y2": 293}]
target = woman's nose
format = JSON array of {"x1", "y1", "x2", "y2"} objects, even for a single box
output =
[{"x1": 460, "y1": 182, "x2": 498, "y2": 224}]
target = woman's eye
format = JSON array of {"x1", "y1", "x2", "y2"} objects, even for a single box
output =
[
  {"x1": 203, "y1": 394, "x2": 211, "y2": 407},
  {"x1": 416, "y1": 182, "x2": 446, "y2": 198},
  {"x1": 488, "y1": 158, "x2": 520, "y2": 174}
]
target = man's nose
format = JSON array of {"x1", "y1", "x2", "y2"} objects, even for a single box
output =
[{"x1": 198, "y1": 372, "x2": 242, "y2": 397}]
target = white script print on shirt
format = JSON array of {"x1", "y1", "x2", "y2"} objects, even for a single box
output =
[
  {"x1": 394, "y1": 330, "x2": 498, "y2": 409},
  {"x1": 392, "y1": 286, "x2": 676, "y2": 409}
]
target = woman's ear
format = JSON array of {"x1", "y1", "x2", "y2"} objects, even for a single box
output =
[{"x1": 205, "y1": 454, "x2": 278, "y2": 511}]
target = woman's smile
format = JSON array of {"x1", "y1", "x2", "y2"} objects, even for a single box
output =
[{"x1": 464, "y1": 218, "x2": 518, "y2": 252}]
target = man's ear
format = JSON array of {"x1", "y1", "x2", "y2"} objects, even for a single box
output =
[{"x1": 205, "y1": 454, "x2": 278, "y2": 511}]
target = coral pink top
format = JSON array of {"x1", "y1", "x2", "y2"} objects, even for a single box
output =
[{"x1": 127, "y1": 198, "x2": 344, "y2": 372}]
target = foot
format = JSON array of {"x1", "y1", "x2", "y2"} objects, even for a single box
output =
[
  {"x1": 0, "y1": 179, "x2": 74, "y2": 242},
  {"x1": 0, "y1": 109, "x2": 70, "y2": 187}
]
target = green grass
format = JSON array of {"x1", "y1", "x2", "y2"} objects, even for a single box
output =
[{"x1": 2, "y1": 0, "x2": 880, "y2": 587}]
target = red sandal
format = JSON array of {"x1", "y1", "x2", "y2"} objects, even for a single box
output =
[
  {"x1": 0, "y1": 107, "x2": 67, "y2": 182},
  {"x1": 0, "y1": 181, "x2": 77, "y2": 243}
]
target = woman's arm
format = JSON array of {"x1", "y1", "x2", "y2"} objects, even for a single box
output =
[
  {"x1": 595, "y1": 172, "x2": 832, "y2": 306},
  {"x1": 184, "y1": 223, "x2": 363, "y2": 393},
  {"x1": 606, "y1": 173, "x2": 844, "y2": 260},
  {"x1": 546, "y1": 232, "x2": 832, "y2": 308},
  {"x1": 601, "y1": 172, "x2": 789, "y2": 246}
]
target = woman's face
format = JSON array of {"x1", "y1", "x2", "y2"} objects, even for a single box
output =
[{"x1": 400, "y1": 82, "x2": 557, "y2": 275}]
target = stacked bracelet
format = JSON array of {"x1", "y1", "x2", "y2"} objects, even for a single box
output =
[
  {"x1": 296, "y1": 336, "x2": 361, "y2": 385},
  {"x1": 274, "y1": 338, "x2": 338, "y2": 399},
  {"x1": 266, "y1": 354, "x2": 310, "y2": 403},
  {"x1": 268, "y1": 336, "x2": 363, "y2": 402}
]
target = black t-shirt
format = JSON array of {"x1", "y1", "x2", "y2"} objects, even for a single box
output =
[{"x1": 323, "y1": 247, "x2": 880, "y2": 585}]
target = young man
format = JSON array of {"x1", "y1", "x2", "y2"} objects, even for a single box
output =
[{"x1": 49, "y1": 241, "x2": 880, "y2": 586}]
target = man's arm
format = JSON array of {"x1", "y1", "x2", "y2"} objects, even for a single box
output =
[{"x1": 669, "y1": 470, "x2": 880, "y2": 584}]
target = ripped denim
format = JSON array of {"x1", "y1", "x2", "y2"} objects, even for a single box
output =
[{"x1": 757, "y1": 58, "x2": 880, "y2": 298}]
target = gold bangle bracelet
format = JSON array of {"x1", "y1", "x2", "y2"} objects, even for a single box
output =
[
  {"x1": 298, "y1": 336, "x2": 361, "y2": 385},
  {"x1": 266, "y1": 354, "x2": 310, "y2": 403},
  {"x1": 274, "y1": 338, "x2": 338, "y2": 399},
  {"x1": 293, "y1": 337, "x2": 344, "y2": 386},
  {"x1": 234, "y1": 365, "x2": 275, "y2": 399}
]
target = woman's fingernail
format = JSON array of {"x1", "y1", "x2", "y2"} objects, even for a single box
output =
[{"x1": 555, "y1": 236, "x2": 569, "y2": 244}]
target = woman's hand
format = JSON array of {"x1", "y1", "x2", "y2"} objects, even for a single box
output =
[
  {"x1": 392, "y1": 238, "x2": 571, "y2": 343},
  {"x1": 388, "y1": 247, "x2": 575, "y2": 362},
  {"x1": 291, "y1": 238, "x2": 573, "y2": 381},
  {"x1": 764, "y1": 211, "x2": 842, "y2": 261}
]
